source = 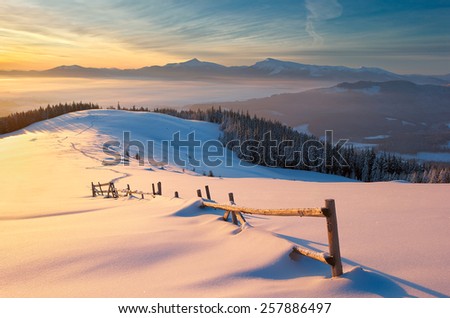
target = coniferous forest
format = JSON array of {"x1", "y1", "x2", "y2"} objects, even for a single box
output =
[
  {"x1": 0, "y1": 102, "x2": 100, "y2": 135},
  {"x1": 152, "y1": 107, "x2": 450, "y2": 183},
  {"x1": 1, "y1": 104, "x2": 449, "y2": 183}
]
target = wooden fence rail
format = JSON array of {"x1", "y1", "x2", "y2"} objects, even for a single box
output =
[
  {"x1": 201, "y1": 194, "x2": 343, "y2": 277},
  {"x1": 202, "y1": 201, "x2": 326, "y2": 218}
]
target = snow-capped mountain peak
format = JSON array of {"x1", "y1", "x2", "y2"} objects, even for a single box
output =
[
  {"x1": 164, "y1": 58, "x2": 225, "y2": 69},
  {"x1": 51, "y1": 65, "x2": 85, "y2": 70}
]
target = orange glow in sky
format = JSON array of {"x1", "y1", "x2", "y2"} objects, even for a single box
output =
[{"x1": 0, "y1": 1, "x2": 449, "y2": 74}]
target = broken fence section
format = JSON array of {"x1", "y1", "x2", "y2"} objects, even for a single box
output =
[
  {"x1": 91, "y1": 181, "x2": 157, "y2": 199},
  {"x1": 91, "y1": 182, "x2": 119, "y2": 198},
  {"x1": 201, "y1": 193, "x2": 343, "y2": 278}
]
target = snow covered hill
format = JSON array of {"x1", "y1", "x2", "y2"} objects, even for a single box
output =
[{"x1": 0, "y1": 110, "x2": 449, "y2": 297}]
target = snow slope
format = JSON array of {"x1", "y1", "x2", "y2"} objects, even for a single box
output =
[{"x1": 0, "y1": 110, "x2": 449, "y2": 297}]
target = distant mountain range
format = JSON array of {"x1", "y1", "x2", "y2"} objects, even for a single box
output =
[
  {"x1": 191, "y1": 80, "x2": 450, "y2": 154},
  {"x1": 1, "y1": 58, "x2": 449, "y2": 85}
]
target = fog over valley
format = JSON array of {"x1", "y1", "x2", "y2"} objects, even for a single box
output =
[{"x1": 0, "y1": 77, "x2": 331, "y2": 117}]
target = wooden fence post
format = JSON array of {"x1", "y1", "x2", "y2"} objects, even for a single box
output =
[
  {"x1": 157, "y1": 182, "x2": 162, "y2": 195},
  {"x1": 91, "y1": 182, "x2": 96, "y2": 197},
  {"x1": 174, "y1": 191, "x2": 179, "y2": 198},
  {"x1": 98, "y1": 182, "x2": 104, "y2": 196},
  {"x1": 205, "y1": 185, "x2": 211, "y2": 200},
  {"x1": 228, "y1": 192, "x2": 235, "y2": 204},
  {"x1": 109, "y1": 182, "x2": 118, "y2": 198},
  {"x1": 227, "y1": 192, "x2": 246, "y2": 225},
  {"x1": 325, "y1": 199, "x2": 343, "y2": 277},
  {"x1": 152, "y1": 183, "x2": 156, "y2": 195},
  {"x1": 222, "y1": 193, "x2": 233, "y2": 221},
  {"x1": 106, "y1": 182, "x2": 112, "y2": 198},
  {"x1": 235, "y1": 211, "x2": 246, "y2": 225},
  {"x1": 197, "y1": 189, "x2": 202, "y2": 198},
  {"x1": 228, "y1": 192, "x2": 238, "y2": 225},
  {"x1": 231, "y1": 213, "x2": 238, "y2": 225}
]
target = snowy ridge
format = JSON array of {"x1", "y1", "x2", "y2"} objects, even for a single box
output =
[
  {"x1": 164, "y1": 58, "x2": 226, "y2": 70},
  {"x1": 250, "y1": 58, "x2": 400, "y2": 79}
]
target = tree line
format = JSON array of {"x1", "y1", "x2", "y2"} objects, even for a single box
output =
[
  {"x1": 0, "y1": 102, "x2": 100, "y2": 135},
  {"x1": 150, "y1": 106, "x2": 450, "y2": 183}
]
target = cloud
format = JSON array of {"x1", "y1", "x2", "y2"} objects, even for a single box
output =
[{"x1": 305, "y1": 0, "x2": 342, "y2": 45}]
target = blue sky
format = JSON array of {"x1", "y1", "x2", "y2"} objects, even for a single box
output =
[{"x1": 1, "y1": 0, "x2": 449, "y2": 74}]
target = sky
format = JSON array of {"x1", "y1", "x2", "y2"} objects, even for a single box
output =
[{"x1": 0, "y1": 0, "x2": 449, "y2": 74}]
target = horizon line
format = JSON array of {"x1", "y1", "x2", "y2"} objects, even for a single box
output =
[{"x1": 1, "y1": 57, "x2": 449, "y2": 76}]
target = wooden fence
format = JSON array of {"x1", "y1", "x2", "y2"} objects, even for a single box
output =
[
  {"x1": 91, "y1": 182, "x2": 152, "y2": 199},
  {"x1": 91, "y1": 182, "x2": 119, "y2": 198},
  {"x1": 200, "y1": 189, "x2": 343, "y2": 277},
  {"x1": 90, "y1": 181, "x2": 343, "y2": 277},
  {"x1": 90, "y1": 180, "x2": 174, "y2": 199}
]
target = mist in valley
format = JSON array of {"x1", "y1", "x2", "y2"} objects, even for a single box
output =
[{"x1": 0, "y1": 77, "x2": 332, "y2": 116}]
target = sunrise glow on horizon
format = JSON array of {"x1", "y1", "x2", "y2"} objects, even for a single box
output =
[{"x1": 0, "y1": 0, "x2": 449, "y2": 74}]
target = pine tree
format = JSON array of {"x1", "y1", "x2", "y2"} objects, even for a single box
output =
[
  {"x1": 428, "y1": 169, "x2": 439, "y2": 183},
  {"x1": 437, "y1": 169, "x2": 448, "y2": 183}
]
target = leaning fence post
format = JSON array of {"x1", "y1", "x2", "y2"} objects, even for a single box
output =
[
  {"x1": 98, "y1": 182, "x2": 104, "y2": 196},
  {"x1": 152, "y1": 183, "x2": 156, "y2": 195},
  {"x1": 91, "y1": 182, "x2": 96, "y2": 197},
  {"x1": 205, "y1": 185, "x2": 211, "y2": 200},
  {"x1": 228, "y1": 192, "x2": 246, "y2": 225},
  {"x1": 325, "y1": 199, "x2": 343, "y2": 277},
  {"x1": 222, "y1": 192, "x2": 233, "y2": 221},
  {"x1": 235, "y1": 211, "x2": 246, "y2": 225}
]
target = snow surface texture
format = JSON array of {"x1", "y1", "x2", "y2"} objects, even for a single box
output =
[{"x1": 1, "y1": 110, "x2": 449, "y2": 298}]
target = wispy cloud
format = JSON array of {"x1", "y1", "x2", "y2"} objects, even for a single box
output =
[
  {"x1": 1, "y1": 0, "x2": 314, "y2": 69},
  {"x1": 0, "y1": 0, "x2": 448, "y2": 73},
  {"x1": 305, "y1": 0, "x2": 342, "y2": 45}
]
